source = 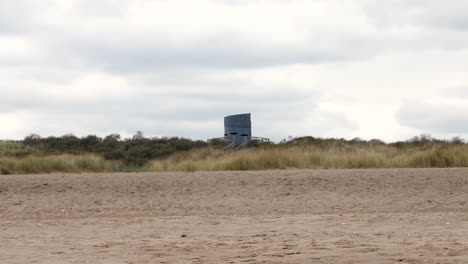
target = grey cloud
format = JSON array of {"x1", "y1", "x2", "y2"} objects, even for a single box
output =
[
  {"x1": 60, "y1": 31, "x2": 373, "y2": 73},
  {"x1": 419, "y1": 1, "x2": 468, "y2": 30},
  {"x1": 30, "y1": 2, "x2": 464, "y2": 75},
  {"x1": 363, "y1": 0, "x2": 468, "y2": 31},
  {"x1": 2, "y1": 0, "x2": 468, "y2": 141},
  {"x1": 360, "y1": 0, "x2": 468, "y2": 52},
  {"x1": 2, "y1": 0, "x2": 468, "y2": 76},
  {"x1": 5, "y1": 0, "x2": 465, "y2": 78},
  {"x1": 396, "y1": 101, "x2": 468, "y2": 134},
  {"x1": 15, "y1": 100, "x2": 351, "y2": 142},
  {"x1": 71, "y1": 0, "x2": 129, "y2": 17},
  {"x1": 1, "y1": 88, "x2": 318, "y2": 121},
  {"x1": 0, "y1": 0, "x2": 52, "y2": 34},
  {"x1": 1, "y1": 79, "x2": 320, "y2": 140},
  {"x1": 21, "y1": 109, "x2": 220, "y2": 140},
  {"x1": 255, "y1": 110, "x2": 359, "y2": 140}
]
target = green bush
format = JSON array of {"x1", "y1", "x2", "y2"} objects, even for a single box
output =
[
  {"x1": 21, "y1": 132, "x2": 208, "y2": 165},
  {"x1": 0, "y1": 132, "x2": 464, "y2": 174}
]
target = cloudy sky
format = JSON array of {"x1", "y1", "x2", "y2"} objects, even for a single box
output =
[{"x1": 1, "y1": 0, "x2": 467, "y2": 142}]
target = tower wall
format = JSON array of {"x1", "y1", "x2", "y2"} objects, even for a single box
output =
[{"x1": 224, "y1": 113, "x2": 251, "y2": 145}]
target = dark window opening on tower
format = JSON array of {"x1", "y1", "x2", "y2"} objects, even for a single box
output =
[
  {"x1": 241, "y1": 134, "x2": 248, "y2": 136},
  {"x1": 230, "y1": 132, "x2": 238, "y2": 135}
]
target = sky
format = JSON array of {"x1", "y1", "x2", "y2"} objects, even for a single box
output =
[{"x1": 1, "y1": 0, "x2": 468, "y2": 142}]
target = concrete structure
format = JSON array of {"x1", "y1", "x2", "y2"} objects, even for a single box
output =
[{"x1": 224, "y1": 113, "x2": 251, "y2": 146}]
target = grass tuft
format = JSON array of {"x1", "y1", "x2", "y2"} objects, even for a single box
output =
[
  {"x1": 146, "y1": 145, "x2": 468, "y2": 172},
  {"x1": 0, "y1": 141, "x2": 38, "y2": 157},
  {"x1": 0, "y1": 154, "x2": 123, "y2": 174},
  {"x1": 1, "y1": 137, "x2": 467, "y2": 174}
]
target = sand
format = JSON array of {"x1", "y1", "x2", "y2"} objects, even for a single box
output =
[{"x1": 1, "y1": 168, "x2": 468, "y2": 263}]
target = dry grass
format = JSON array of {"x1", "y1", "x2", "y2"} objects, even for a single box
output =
[
  {"x1": 0, "y1": 154, "x2": 123, "y2": 175},
  {"x1": 0, "y1": 141, "x2": 38, "y2": 157},
  {"x1": 146, "y1": 144, "x2": 468, "y2": 172},
  {"x1": 2, "y1": 140, "x2": 467, "y2": 174}
]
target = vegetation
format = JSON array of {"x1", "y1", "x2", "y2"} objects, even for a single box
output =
[
  {"x1": 0, "y1": 141, "x2": 38, "y2": 157},
  {"x1": 21, "y1": 132, "x2": 207, "y2": 166},
  {"x1": 0, "y1": 154, "x2": 123, "y2": 175},
  {"x1": 147, "y1": 137, "x2": 468, "y2": 171},
  {"x1": 0, "y1": 133, "x2": 467, "y2": 174}
]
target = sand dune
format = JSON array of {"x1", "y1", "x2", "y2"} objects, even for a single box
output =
[{"x1": 1, "y1": 168, "x2": 468, "y2": 263}]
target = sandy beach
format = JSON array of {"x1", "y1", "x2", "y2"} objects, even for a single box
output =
[{"x1": 1, "y1": 168, "x2": 468, "y2": 263}]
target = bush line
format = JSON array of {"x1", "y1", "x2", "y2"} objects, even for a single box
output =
[{"x1": 1, "y1": 134, "x2": 467, "y2": 174}]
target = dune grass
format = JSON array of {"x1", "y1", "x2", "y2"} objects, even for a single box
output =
[
  {"x1": 1, "y1": 141, "x2": 125, "y2": 174},
  {"x1": 0, "y1": 154, "x2": 124, "y2": 175},
  {"x1": 1, "y1": 139, "x2": 467, "y2": 174},
  {"x1": 146, "y1": 144, "x2": 468, "y2": 172},
  {"x1": 0, "y1": 141, "x2": 39, "y2": 157}
]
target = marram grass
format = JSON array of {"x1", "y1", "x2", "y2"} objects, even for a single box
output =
[
  {"x1": 0, "y1": 141, "x2": 38, "y2": 157},
  {"x1": 146, "y1": 145, "x2": 468, "y2": 172},
  {"x1": 0, "y1": 154, "x2": 123, "y2": 175},
  {"x1": 1, "y1": 144, "x2": 467, "y2": 174}
]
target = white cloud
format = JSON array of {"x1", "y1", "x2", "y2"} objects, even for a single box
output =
[
  {"x1": 396, "y1": 101, "x2": 468, "y2": 137},
  {"x1": 0, "y1": 0, "x2": 467, "y2": 141}
]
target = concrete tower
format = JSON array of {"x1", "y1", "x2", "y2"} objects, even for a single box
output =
[{"x1": 224, "y1": 113, "x2": 251, "y2": 145}]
